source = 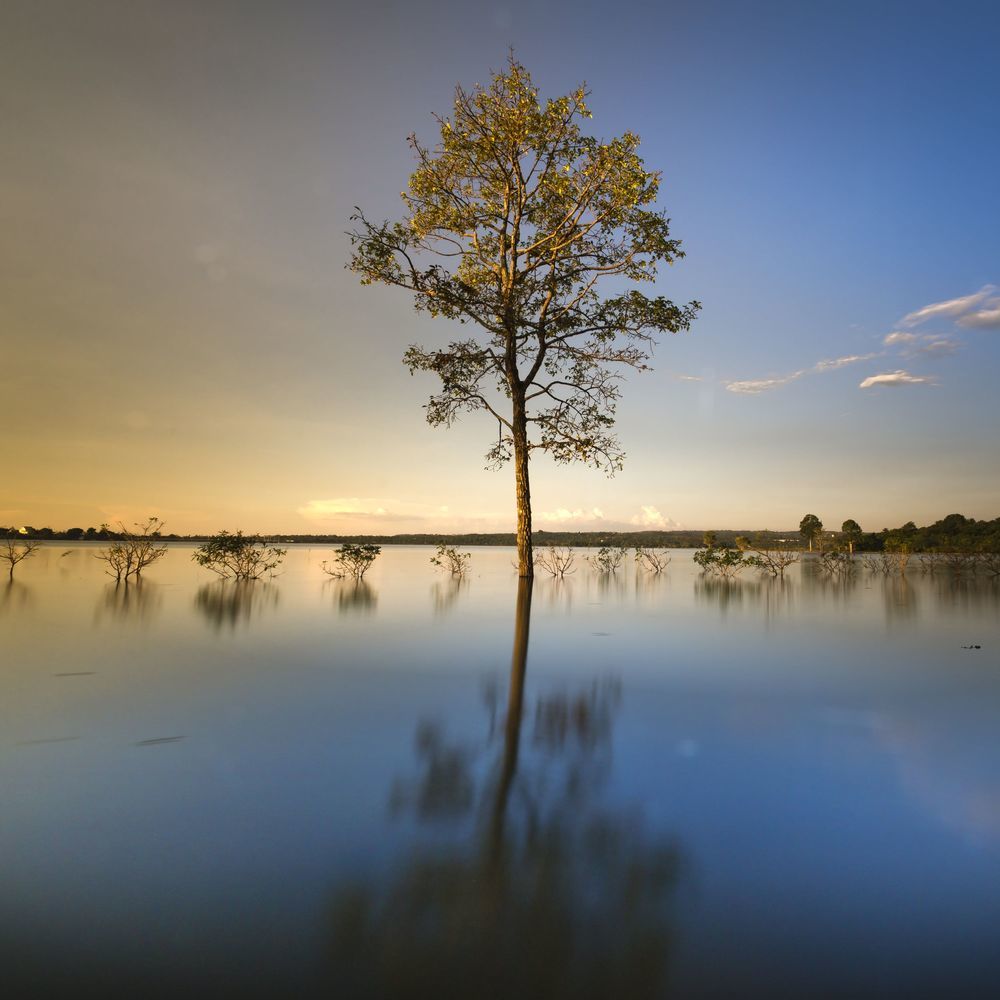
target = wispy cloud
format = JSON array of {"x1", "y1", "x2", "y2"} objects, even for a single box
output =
[
  {"x1": 957, "y1": 300, "x2": 1000, "y2": 329},
  {"x1": 813, "y1": 352, "x2": 879, "y2": 372},
  {"x1": 859, "y1": 370, "x2": 936, "y2": 389},
  {"x1": 297, "y1": 498, "x2": 456, "y2": 524},
  {"x1": 725, "y1": 371, "x2": 806, "y2": 394},
  {"x1": 915, "y1": 338, "x2": 960, "y2": 358},
  {"x1": 725, "y1": 352, "x2": 877, "y2": 394},
  {"x1": 900, "y1": 285, "x2": 996, "y2": 327},
  {"x1": 884, "y1": 330, "x2": 961, "y2": 359},
  {"x1": 674, "y1": 374, "x2": 702, "y2": 382},
  {"x1": 883, "y1": 331, "x2": 921, "y2": 346}
]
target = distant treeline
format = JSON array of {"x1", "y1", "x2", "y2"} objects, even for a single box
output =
[{"x1": 5, "y1": 513, "x2": 1000, "y2": 552}]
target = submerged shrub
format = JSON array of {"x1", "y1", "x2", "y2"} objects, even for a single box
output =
[
  {"x1": 634, "y1": 547, "x2": 671, "y2": 573},
  {"x1": 587, "y1": 545, "x2": 627, "y2": 573},
  {"x1": 96, "y1": 517, "x2": 168, "y2": 583},
  {"x1": 431, "y1": 543, "x2": 471, "y2": 578},
  {"x1": 324, "y1": 543, "x2": 381, "y2": 581},
  {"x1": 693, "y1": 545, "x2": 748, "y2": 579},
  {"x1": 535, "y1": 546, "x2": 576, "y2": 578},
  {"x1": 193, "y1": 531, "x2": 286, "y2": 581}
]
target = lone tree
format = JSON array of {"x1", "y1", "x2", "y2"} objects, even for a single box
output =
[
  {"x1": 799, "y1": 514, "x2": 824, "y2": 552},
  {"x1": 841, "y1": 518, "x2": 863, "y2": 555},
  {"x1": 2, "y1": 537, "x2": 40, "y2": 580},
  {"x1": 349, "y1": 57, "x2": 698, "y2": 577}
]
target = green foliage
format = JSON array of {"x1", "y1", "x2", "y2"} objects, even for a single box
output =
[
  {"x1": 430, "y1": 543, "x2": 471, "y2": 577},
  {"x1": 798, "y1": 514, "x2": 823, "y2": 549},
  {"x1": 325, "y1": 543, "x2": 382, "y2": 581},
  {"x1": 693, "y1": 545, "x2": 750, "y2": 579},
  {"x1": 349, "y1": 53, "x2": 698, "y2": 522},
  {"x1": 587, "y1": 545, "x2": 628, "y2": 573},
  {"x1": 193, "y1": 531, "x2": 286, "y2": 581}
]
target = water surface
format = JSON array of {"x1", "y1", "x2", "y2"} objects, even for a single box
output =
[{"x1": 3, "y1": 544, "x2": 999, "y2": 997}]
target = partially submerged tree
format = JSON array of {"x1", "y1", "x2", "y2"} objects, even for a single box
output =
[
  {"x1": 323, "y1": 543, "x2": 382, "y2": 581},
  {"x1": 587, "y1": 545, "x2": 627, "y2": 573},
  {"x1": 431, "y1": 543, "x2": 471, "y2": 577},
  {"x1": 1, "y1": 537, "x2": 40, "y2": 579},
  {"x1": 95, "y1": 517, "x2": 168, "y2": 583},
  {"x1": 193, "y1": 531, "x2": 286, "y2": 581},
  {"x1": 349, "y1": 57, "x2": 699, "y2": 577},
  {"x1": 634, "y1": 546, "x2": 671, "y2": 573},
  {"x1": 534, "y1": 545, "x2": 576, "y2": 577}
]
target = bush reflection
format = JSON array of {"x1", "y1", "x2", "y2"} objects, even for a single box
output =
[{"x1": 194, "y1": 580, "x2": 279, "y2": 630}]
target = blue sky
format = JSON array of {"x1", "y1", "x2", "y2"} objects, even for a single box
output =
[{"x1": 2, "y1": 0, "x2": 998, "y2": 533}]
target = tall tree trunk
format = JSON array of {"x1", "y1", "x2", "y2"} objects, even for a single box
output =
[{"x1": 512, "y1": 390, "x2": 533, "y2": 578}]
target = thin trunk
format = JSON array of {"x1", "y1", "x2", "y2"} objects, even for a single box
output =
[{"x1": 512, "y1": 390, "x2": 533, "y2": 578}]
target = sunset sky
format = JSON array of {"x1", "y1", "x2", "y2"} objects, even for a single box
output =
[{"x1": 3, "y1": 0, "x2": 999, "y2": 535}]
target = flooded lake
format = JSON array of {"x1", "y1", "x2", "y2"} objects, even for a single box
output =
[{"x1": 3, "y1": 543, "x2": 999, "y2": 997}]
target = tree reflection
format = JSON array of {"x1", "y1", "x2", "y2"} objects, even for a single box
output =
[
  {"x1": 330, "y1": 578, "x2": 681, "y2": 999},
  {"x1": 430, "y1": 577, "x2": 465, "y2": 616},
  {"x1": 881, "y1": 575, "x2": 918, "y2": 623},
  {"x1": 194, "y1": 580, "x2": 278, "y2": 631},
  {"x1": 328, "y1": 579, "x2": 377, "y2": 615},
  {"x1": 95, "y1": 580, "x2": 162, "y2": 623},
  {"x1": 0, "y1": 578, "x2": 32, "y2": 617}
]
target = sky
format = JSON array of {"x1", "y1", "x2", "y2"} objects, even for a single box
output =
[{"x1": 2, "y1": 0, "x2": 999, "y2": 535}]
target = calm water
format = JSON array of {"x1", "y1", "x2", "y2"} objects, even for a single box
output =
[{"x1": 2, "y1": 543, "x2": 999, "y2": 998}]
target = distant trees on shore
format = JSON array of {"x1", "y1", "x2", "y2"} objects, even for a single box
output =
[{"x1": 7, "y1": 513, "x2": 1000, "y2": 554}]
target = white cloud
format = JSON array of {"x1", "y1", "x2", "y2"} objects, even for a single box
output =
[
  {"x1": 725, "y1": 371, "x2": 805, "y2": 394},
  {"x1": 629, "y1": 505, "x2": 679, "y2": 529},
  {"x1": 538, "y1": 506, "x2": 605, "y2": 524},
  {"x1": 725, "y1": 352, "x2": 876, "y2": 394},
  {"x1": 859, "y1": 370, "x2": 936, "y2": 389},
  {"x1": 812, "y1": 353, "x2": 879, "y2": 372},
  {"x1": 883, "y1": 331, "x2": 920, "y2": 346},
  {"x1": 900, "y1": 285, "x2": 995, "y2": 327},
  {"x1": 957, "y1": 300, "x2": 1000, "y2": 329},
  {"x1": 674, "y1": 374, "x2": 702, "y2": 382}
]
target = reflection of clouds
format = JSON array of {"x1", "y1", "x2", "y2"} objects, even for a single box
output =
[
  {"x1": 194, "y1": 581, "x2": 278, "y2": 631},
  {"x1": 874, "y1": 713, "x2": 1000, "y2": 844}
]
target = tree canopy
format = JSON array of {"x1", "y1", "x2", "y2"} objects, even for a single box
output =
[{"x1": 349, "y1": 56, "x2": 698, "y2": 575}]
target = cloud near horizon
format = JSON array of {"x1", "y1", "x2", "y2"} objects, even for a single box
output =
[
  {"x1": 859, "y1": 370, "x2": 936, "y2": 389},
  {"x1": 538, "y1": 506, "x2": 606, "y2": 524},
  {"x1": 629, "y1": 505, "x2": 680, "y2": 529},
  {"x1": 900, "y1": 285, "x2": 996, "y2": 327}
]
